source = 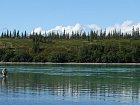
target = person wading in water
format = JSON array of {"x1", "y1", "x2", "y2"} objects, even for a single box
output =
[{"x1": 2, "y1": 68, "x2": 8, "y2": 78}]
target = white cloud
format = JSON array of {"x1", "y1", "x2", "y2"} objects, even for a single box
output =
[
  {"x1": 106, "y1": 20, "x2": 134, "y2": 34},
  {"x1": 46, "y1": 24, "x2": 83, "y2": 34},
  {"x1": 86, "y1": 24, "x2": 101, "y2": 30},
  {"x1": 31, "y1": 27, "x2": 45, "y2": 34},
  {"x1": 87, "y1": 20, "x2": 140, "y2": 34},
  {"x1": 31, "y1": 20, "x2": 140, "y2": 35}
]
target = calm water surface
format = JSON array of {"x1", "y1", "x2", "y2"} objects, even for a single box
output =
[{"x1": 0, "y1": 64, "x2": 140, "y2": 105}]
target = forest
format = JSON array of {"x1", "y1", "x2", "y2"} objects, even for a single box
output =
[{"x1": 0, "y1": 27, "x2": 140, "y2": 63}]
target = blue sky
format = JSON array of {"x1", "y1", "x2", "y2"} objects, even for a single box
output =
[{"x1": 0, "y1": 0, "x2": 140, "y2": 33}]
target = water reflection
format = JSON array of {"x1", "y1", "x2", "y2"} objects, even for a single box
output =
[
  {"x1": 0, "y1": 72, "x2": 139, "y2": 103},
  {"x1": 0, "y1": 64, "x2": 140, "y2": 105},
  {"x1": 2, "y1": 78, "x2": 7, "y2": 86}
]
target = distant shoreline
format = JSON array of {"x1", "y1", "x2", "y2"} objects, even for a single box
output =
[{"x1": 0, "y1": 62, "x2": 140, "y2": 65}]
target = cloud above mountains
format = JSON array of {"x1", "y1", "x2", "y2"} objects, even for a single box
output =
[
  {"x1": 46, "y1": 24, "x2": 83, "y2": 34},
  {"x1": 31, "y1": 20, "x2": 140, "y2": 35},
  {"x1": 86, "y1": 24, "x2": 101, "y2": 30},
  {"x1": 105, "y1": 20, "x2": 138, "y2": 34},
  {"x1": 31, "y1": 24, "x2": 82, "y2": 35},
  {"x1": 31, "y1": 27, "x2": 45, "y2": 34}
]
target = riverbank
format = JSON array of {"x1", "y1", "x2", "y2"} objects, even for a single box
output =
[{"x1": 0, "y1": 62, "x2": 140, "y2": 65}]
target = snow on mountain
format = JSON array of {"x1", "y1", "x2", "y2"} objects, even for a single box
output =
[{"x1": 31, "y1": 20, "x2": 140, "y2": 35}]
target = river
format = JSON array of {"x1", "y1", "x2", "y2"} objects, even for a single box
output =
[{"x1": 0, "y1": 64, "x2": 140, "y2": 105}]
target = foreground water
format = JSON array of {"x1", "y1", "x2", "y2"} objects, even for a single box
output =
[{"x1": 0, "y1": 64, "x2": 140, "y2": 105}]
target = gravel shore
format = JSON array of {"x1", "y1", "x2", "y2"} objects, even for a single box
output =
[{"x1": 0, "y1": 62, "x2": 140, "y2": 65}]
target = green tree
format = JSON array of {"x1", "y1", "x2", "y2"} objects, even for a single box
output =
[
  {"x1": 13, "y1": 29, "x2": 17, "y2": 38},
  {"x1": 32, "y1": 33, "x2": 40, "y2": 53},
  {"x1": 77, "y1": 44, "x2": 89, "y2": 62},
  {"x1": 47, "y1": 52, "x2": 68, "y2": 63}
]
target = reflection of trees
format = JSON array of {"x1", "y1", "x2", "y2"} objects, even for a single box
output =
[{"x1": 0, "y1": 72, "x2": 140, "y2": 101}]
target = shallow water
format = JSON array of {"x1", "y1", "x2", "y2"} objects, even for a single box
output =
[{"x1": 0, "y1": 64, "x2": 140, "y2": 105}]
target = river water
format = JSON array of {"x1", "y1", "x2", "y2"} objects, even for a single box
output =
[{"x1": 0, "y1": 64, "x2": 140, "y2": 105}]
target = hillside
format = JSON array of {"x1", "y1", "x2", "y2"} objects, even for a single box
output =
[{"x1": 0, "y1": 37, "x2": 140, "y2": 63}]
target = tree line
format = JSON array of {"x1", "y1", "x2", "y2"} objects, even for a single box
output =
[
  {"x1": 0, "y1": 27, "x2": 140, "y2": 63},
  {"x1": 1, "y1": 26, "x2": 140, "y2": 40}
]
